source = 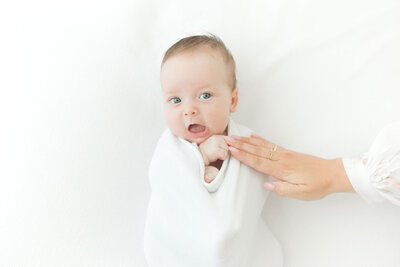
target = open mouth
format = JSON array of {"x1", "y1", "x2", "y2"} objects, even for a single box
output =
[{"x1": 188, "y1": 123, "x2": 208, "y2": 138}]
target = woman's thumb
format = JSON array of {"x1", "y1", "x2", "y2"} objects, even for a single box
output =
[{"x1": 264, "y1": 181, "x2": 299, "y2": 198}]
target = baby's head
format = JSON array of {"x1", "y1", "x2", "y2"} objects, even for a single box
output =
[{"x1": 161, "y1": 34, "x2": 238, "y2": 144}]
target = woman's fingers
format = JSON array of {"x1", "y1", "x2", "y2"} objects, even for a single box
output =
[
  {"x1": 250, "y1": 132, "x2": 275, "y2": 147},
  {"x1": 231, "y1": 134, "x2": 276, "y2": 150},
  {"x1": 233, "y1": 140, "x2": 269, "y2": 158},
  {"x1": 264, "y1": 181, "x2": 308, "y2": 200},
  {"x1": 228, "y1": 146, "x2": 281, "y2": 177},
  {"x1": 225, "y1": 134, "x2": 283, "y2": 154},
  {"x1": 225, "y1": 135, "x2": 284, "y2": 163},
  {"x1": 225, "y1": 133, "x2": 288, "y2": 178},
  {"x1": 225, "y1": 136, "x2": 270, "y2": 158}
]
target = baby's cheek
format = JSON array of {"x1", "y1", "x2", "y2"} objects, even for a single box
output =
[
  {"x1": 211, "y1": 116, "x2": 229, "y2": 135},
  {"x1": 167, "y1": 118, "x2": 189, "y2": 140}
]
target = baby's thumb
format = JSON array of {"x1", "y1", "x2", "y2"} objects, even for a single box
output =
[{"x1": 264, "y1": 181, "x2": 299, "y2": 198}]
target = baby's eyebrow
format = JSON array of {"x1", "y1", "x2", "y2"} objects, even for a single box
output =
[
  {"x1": 195, "y1": 84, "x2": 212, "y2": 89},
  {"x1": 163, "y1": 89, "x2": 178, "y2": 96},
  {"x1": 163, "y1": 94, "x2": 177, "y2": 100},
  {"x1": 163, "y1": 87, "x2": 183, "y2": 95}
]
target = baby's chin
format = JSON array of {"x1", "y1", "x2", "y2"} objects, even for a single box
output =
[{"x1": 184, "y1": 134, "x2": 211, "y2": 145}]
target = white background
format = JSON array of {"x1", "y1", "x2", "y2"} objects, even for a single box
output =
[{"x1": 1, "y1": 0, "x2": 400, "y2": 266}]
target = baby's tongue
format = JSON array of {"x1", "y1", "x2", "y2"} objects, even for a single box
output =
[{"x1": 189, "y1": 124, "x2": 205, "y2": 133}]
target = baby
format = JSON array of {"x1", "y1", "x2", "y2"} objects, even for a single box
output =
[
  {"x1": 144, "y1": 34, "x2": 282, "y2": 267},
  {"x1": 161, "y1": 34, "x2": 238, "y2": 183}
]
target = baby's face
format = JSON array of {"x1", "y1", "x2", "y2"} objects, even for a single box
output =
[{"x1": 161, "y1": 48, "x2": 238, "y2": 144}]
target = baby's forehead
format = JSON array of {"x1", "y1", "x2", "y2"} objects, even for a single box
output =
[
  {"x1": 162, "y1": 82, "x2": 213, "y2": 93},
  {"x1": 161, "y1": 45, "x2": 235, "y2": 90},
  {"x1": 161, "y1": 48, "x2": 231, "y2": 80}
]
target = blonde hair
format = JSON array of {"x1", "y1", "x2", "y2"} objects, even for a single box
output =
[{"x1": 161, "y1": 34, "x2": 237, "y2": 89}]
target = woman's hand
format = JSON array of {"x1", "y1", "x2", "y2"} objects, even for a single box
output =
[{"x1": 224, "y1": 133, "x2": 355, "y2": 200}]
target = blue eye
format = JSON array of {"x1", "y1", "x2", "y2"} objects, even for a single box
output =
[
  {"x1": 169, "y1": 97, "x2": 182, "y2": 104},
  {"x1": 170, "y1": 97, "x2": 181, "y2": 104},
  {"x1": 200, "y1": 92, "x2": 211, "y2": 99}
]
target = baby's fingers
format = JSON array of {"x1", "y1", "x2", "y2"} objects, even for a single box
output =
[
  {"x1": 204, "y1": 166, "x2": 218, "y2": 183},
  {"x1": 204, "y1": 176, "x2": 215, "y2": 183},
  {"x1": 217, "y1": 148, "x2": 228, "y2": 160},
  {"x1": 218, "y1": 141, "x2": 229, "y2": 152}
]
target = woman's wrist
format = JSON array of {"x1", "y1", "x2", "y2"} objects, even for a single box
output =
[{"x1": 329, "y1": 158, "x2": 355, "y2": 194}]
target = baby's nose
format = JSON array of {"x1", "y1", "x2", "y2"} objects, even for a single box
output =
[
  {"x1": 184, "y1": 105, "x2": 198, "y2": 116},
  {"x1": 184, "y1": 109, "x2": 197, "y2": 116}
]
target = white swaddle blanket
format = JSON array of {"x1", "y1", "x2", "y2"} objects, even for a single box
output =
[{"x1": 144, "y1": 118, "x2": 282, "y2": 267}]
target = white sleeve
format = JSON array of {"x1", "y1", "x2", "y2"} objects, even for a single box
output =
[{"x1": 342, "y1": 121, "x2": 400, "y2": 205}]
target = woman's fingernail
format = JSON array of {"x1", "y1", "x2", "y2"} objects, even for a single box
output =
[
  {"x1": 225, "y1": 136, "x2": 236, "y2": 142},
  {"x1": 251, "y1": 132, "x2": 260, "y2": 138},
  {"x1": 231, "y1": 135, "x2": 241, "y2": 140},
  {"x1": 264, "y1": 183, "x2": 275, "y2": 191},
  {"x1": 228, "y1": 146, "x2": 239, "y2": 153}
]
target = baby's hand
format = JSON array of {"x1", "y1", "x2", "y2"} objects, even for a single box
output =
[
  {"x1": 199, "y1": 135, "x2": 229, "y2": 165},
  {"x1": 204, "y1": 166, "x2": 219, "y2": 183}
]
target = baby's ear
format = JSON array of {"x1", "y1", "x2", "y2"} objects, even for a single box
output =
[{"x1": 229, "y1": 88, "x2": 239, "y2": 112}]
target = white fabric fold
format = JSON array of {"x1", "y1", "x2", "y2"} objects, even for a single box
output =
[
  {"x1": 144, "y1": 118, "x2": 282, "y2": 267},
  {"x1": 343, "y1": 120, "x2": 400, "y2": 205}
]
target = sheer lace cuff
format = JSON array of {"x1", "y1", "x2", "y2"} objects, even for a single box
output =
[
  {"x1": 342, "y1": 120, "x2": 400, "y2": 206},
  {"x1": 342, "y1": 157, "x2": 386, "y2": 203}
]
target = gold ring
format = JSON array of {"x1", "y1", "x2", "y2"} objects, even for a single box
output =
[{"x1": 268, "y1": 144, "x2": 278, "y2": 160}]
